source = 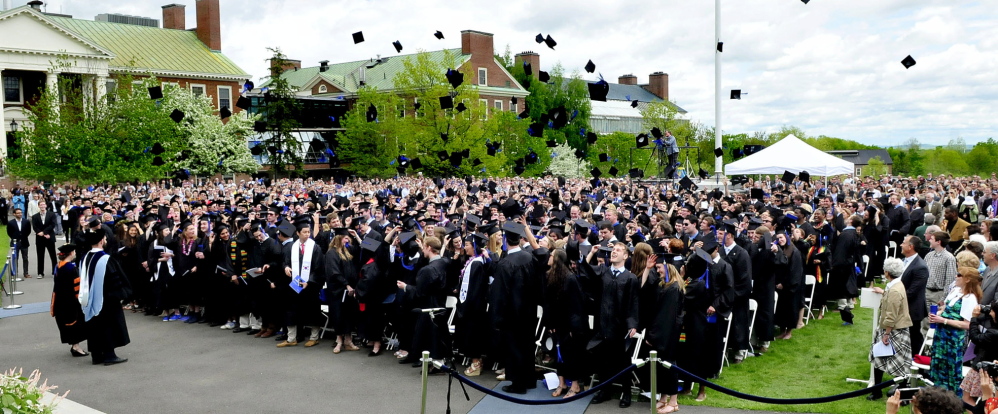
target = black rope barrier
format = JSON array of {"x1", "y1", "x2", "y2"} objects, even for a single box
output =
[
  {"x1": 669, "y1": 364, "x2": 898, "y2": 404},
  {"x1": 437, "y1": 363, "x2": 638, "y2": 405}
]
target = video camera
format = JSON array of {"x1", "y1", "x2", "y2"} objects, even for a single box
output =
[{"x1": 977, "y1": 361, "x2": 998, "y2": 379}]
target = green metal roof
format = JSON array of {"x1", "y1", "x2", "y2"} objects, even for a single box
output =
[
  {"x1": 49, "y1": 16, "x2": 248, "y2": 79},
  {"x1": 268, "y1": 49, "x2": 480, "y2": 93}
]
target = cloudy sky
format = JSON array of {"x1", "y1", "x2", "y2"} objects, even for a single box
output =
[{"x1": 27, "y1": 0, "x2": 998, "y2": 146}]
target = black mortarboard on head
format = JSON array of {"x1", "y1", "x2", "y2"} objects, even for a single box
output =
[
  {"x1": 781, "y1": 170, "x2": 796, "y2": 184},
  {"x1": 439, "y1": 95, "x2": 454, "y2": 109},
  {"x1": 501, "y1": 221, "x2": 526, "y2": 238},
  {"x1": 148, "y1": 86, "x2": 163, "y2": 100},
  {"x1": 679, "y1": 176, "x2": 697, "y2": 191},
  {"x1": 58, "y1": 244, "x2": 76, "y2": 255},
  {"x1": 719, "y1": 219, "x2": 738, "y2": 235},
  {"x1": 392, "y1": 40, "x2": 403, "y2": 53},
  {"x1": 352, "y1": 31, "x2": 364, "y2": 44},
  {"x1": 361, "y1": 236, "x2": 382, "y2": 252},
  {"x1": 434, "y1": 30, "x2": 444, "y2": 39},
  {"x1": 901, "y1": 55, "x2": 916, "y2": 69},
  {"x1": 713, "y1": 147, "x2": 724, "y2": 157},
  {"x1": 730, "y1": 89, "x2": 742, "y2": 100},
  {"x1": 170, "y1": 109, "x2": 185, "y2": 123},
  {"x1": 236, "y1": 95, "x2": 251, "y2": 110},
  {"x1": 219, "y1": 106, "x2": 231, "y2": 119},
  {"x1": 585, "y1": 59, "x2": 596, "y2": 73}
]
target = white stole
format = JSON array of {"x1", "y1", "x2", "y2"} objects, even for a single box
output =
[
  {"x1": 152, "y1": 240, "x2": 175, "y2": 281},
  {"x1": 459, "y1": 256, "x2": 483, "y2": 303},
  {"x1": 291, "y1": 238, "x2": 316, "y2": 284}
]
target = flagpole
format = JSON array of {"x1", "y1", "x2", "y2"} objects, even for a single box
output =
[{"x1": 714, "y1": 0, "x2": 723, "y2": 181}]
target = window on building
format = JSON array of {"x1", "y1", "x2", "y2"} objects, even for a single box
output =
[
  {"x1": 511, "y1": 101, "x2": 518, "y2": 113},
  {"x1": 479, "y1": 99, "x2": 488, "y2": 120},
  {"x1": 4, "y1": 76, "x2": 22, "y2": 103},
  {"x1": 162, "y1": 82, "x2": 180, "y2": 90},
  {"x1": 398, "y1": 104, "x2": 405, "y2": 118},
  {"x1": 494, "y1": 100, "x2": 502, "y2": 111},
  {"x1": 856, "y1": 167, "x2": 862, "y2": 176},
  {"x1": 217, "y1": 86, "x2": 232, "y2": 110},
  {"x1": 190, "y1": 84, "x2": 206, "y2": 97},
  {"x1": 414, "y1": 98, "x2": 421, "y2": 119},
  {"x1": 105, "y1": 79, "x2": 117, "y2": 103},
  {"x1": 478, "y1": 68, "x2": 487, "y2": 85},
  {"x1": 318, "y1": 84, "x2": 328, "y2": 93}
]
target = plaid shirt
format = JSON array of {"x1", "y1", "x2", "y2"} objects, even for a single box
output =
[{"x1": 924, "y1": 248, "x2": 957, "y2": 292}]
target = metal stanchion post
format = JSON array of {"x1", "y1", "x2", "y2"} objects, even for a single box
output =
[
  {"x1": 4, "y1": 254, "x2": 22, "y2": 309},
  {"x1": 420, "y1": 350, "x2": 430, "y2": 414},
  {"x1": 649, "y1": 350, "x2": 658, "y2": 414},
  {"x1": 13, "y1": 242, "x2": 23, "y2": 282}
]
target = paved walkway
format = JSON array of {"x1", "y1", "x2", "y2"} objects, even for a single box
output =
[{"x1": 1, "y1": 233, "x2": 806, "y2": 414}]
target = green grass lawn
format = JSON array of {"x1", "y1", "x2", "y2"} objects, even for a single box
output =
[{"x1": 679, "y1": 304, "x2": 888, "y2": 414}]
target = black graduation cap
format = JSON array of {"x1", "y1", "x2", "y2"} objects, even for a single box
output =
[
  {"x1": 528, "y1": 122, "x2": 544, "y2": 137},
  {"x1": 267, "y1": 145, "x2": 278, "y2": 155},
  {"x1": 651, "y1": 127, "x2": 663, "y2": 139},
  {"x1": 544, "y1": 34, "x2": 557, "y2": 49},
  {"x1": 629, "y1": 168, "x2": 644, "y2": 178},
  {"x1": 719, "y1": 219, "x2": 739, "y2": 235},
  {"x1": 538, "y1": 71, "x2": 550, "y2": 83},
  {"x1": 436, "y1": 150, "x2": 449, "y2": 162},
  {"x1": 170, "y1": 109, "x2": 185, "y2": 123},
  {"x1": 471, "y1": 157, "x2": 481, "y2": 166},
  {"x1": 361, "y1": 236, "x2": 382, "y2": 252},
  {"x1": 392, "y1": 40, "x2": 403, "y2": 53},
  {"x1": 801, "y1": 0, "x2": 809, "y2": 3},
  {"x1": 254, "y1": 121, "x2": 267, "y2": 132},
  {"x1": 525, "y1": 150, "x2": 538, "y2": 165},
  {"x1": 636, "y1": 134, "x2": 649, "y2": 148},
  {"x1": 535, "y1": 33, "x2": 544, "y2": 43},
  {"x1": 717, "y1": 41, "x2": 724, "y2": 52},
  {"x1": 235, "y1": 95, "x2": 251, "y2": 110},
  {"x1": 446, "y1": 69, "x2": 464, "y2": 89},
  {"x1": 152, "y1": 156, "x2": 165, "y2": 166},
  {"x1": 434, "y1": 30, "x2": 444, "y2": 39},
  {"x1": 901, "y1": 55, "x2": 916, "y2": 69},
  {"x1": 151, "y1": 142, "x2": 166, "y2": 155},
  {"x1": 751, "y1": 188, "x2": 764, "y2": 200},
  {"x1": 219, "y1": 106, "x2": 231, "y2": 119},
  {"x1": 608, "y1": 166, "x2": 619, "y2": 177},
  {"x1": 513, "y1": 165, "x2": 525, "y2": 176},
  {"x1": 599, "y1": 153, "x2": 609, "y2": 162},
  {"x1": 546, "y1": 140, "x2": 557, "y2": 148},
  {"x1": 352, "y1": 31, "x2": 364, "y2": 44},
  {"x1": 574, "y1": 149, "x2": 586, "y2": 159},
  {"x1": 501, "y1": 221, "x2": 526, "y2": 237},
  {"x1": 522, "y1": 61, "x2": 532, "y2": 77},
  {"x1": 584, "y1": 59, "x2": 596, "y2": 73},
  {"x1": 413, "y1": 102, "x2": 422, "y2": 112},
  {"x1": 799, "y1": 171, "x2": 811, "y2": 183},
  {"x1": 679, "y1": 176, "x2": 697, "y2": 191},
  {"x1": 590, "y1": 167, "x2": 602, "y2": 178},
  {"x1": 588, "y1": 80, "x2": 609, "y2": 101},
  {"x1": 732, "y1": 148, "x2": 743, "y2": 159},
  {"x1": 698, "y1": 168, "x2": 710, "y2": 179},
  {"x1": 510, "y1": 96, "x2": 518, "y2": 106},
  {"x1": 630, "y1": 100, "x2": 639, "y2": 108},
  {"x1": 456, "y1": 102, "x2": 467, "y2": 112},
  {"x1": 277, "y1": 221, "x2": 296, "y2": 238},
  {"x1": 486, "y1": 144, "x2": 498, "y2": 156},
  {"x1": 781, "y1": 170, "x2": 796, "y2": 184},
  {"x1": 148, "y1": 86, "x2": 163, "y2": 100},
  {"x1": 587, "y1": 131, "x2": 598, "y2": 144},
  {"x1": 439, "y1": 95, "x2": 454, "y2": 109},
  {"x1": 250, "y1": 145, "x2": 263, "y2": 156},
  {"x1": 730, "y1": 89, "x2": 742, "y2": 100},
  {"x1": 366, "y1": 104, "x2": 378, "y2": 122}
]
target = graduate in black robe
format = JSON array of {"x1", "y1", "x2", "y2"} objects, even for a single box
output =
[
  {"x1": 247, "y1": 224, "x2": 284, "y2": 337},
  {"x1": 747, "y1": 228, "x2": 777, "y2": 349},
  {"x1": 679, "y1": 242, "x2": 734, "y2": 402},
  {"x1": 355, "y1": 233, "x2": 394, "y2": 356},
  {"x1": 399, "y1": 235, "x2": 451, "y2": 362},
  {"x1": 773, "y1": 232, "x2": 804, "y2": 339},
  {"x1": 638, "y1": 253, "x2": 685, "y2": 412},
  {"x1": 78, "y1": 229, "x2": 131, "y2": 366},
  {"x1": 325, "y1": 233, "x2": 361, "y2": 352},
  {"x1": 148, "y1": 223, "x2": 180, "y2": 320},
  {"x1": 278, "y1": 222, "x2": 326, "y2": 347},
  {"x1": 580, "y1": 240, "x2": 640, "y2": 407},
  {"x1": 717, "y1": 221, "x2": 753, "y2": 362},
  {"x1": 454, "y1": 233, "x2": 491, "y2": 375},
  {"x1": 830, "y1": 215, "x2": 863, "y2": 323},
  {"x1": 543, "y1": 249, "x2": 590, "y2": 398},
  {"x1": 51, "y1": 244, "x2": 88, "y2": 357},
  {"x1": 489, "y1": 222, "x2": 545, "y2": 394}
]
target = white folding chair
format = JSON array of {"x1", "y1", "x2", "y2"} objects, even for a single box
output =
[
  {"x1": 319, "y1": 304, "x2": 333, "y2": 339},
  {"x1": 912, "y1": 328, "x2": 935, "y2": 372},
  {"x1": 862, "y1": 255, "x2": 870, "y2": 281},
  {"x1": 773, "y1": 292, "x2": 779, "y2": 315},
  {"x1": 445, "y1": 296, "x2": 458, "y2": 334},
  {"x1": 747, "y1": 299, "x2": 758, "y2": 353},
  {"x1": 720, "y1": 315, "x2": 734, "y2": 373},
  {"x1": 803, "y1": 275, "x2": 817, "y2": 325},
  {"x1": 889, "y1": 241, "x2": 898, "y2": 257},
  {"x1": 588, "y1": 315, "x2": 595, "y2": 330},
  {"x1": 629, "y1": 329, "x2": 647, "y2": 396}
]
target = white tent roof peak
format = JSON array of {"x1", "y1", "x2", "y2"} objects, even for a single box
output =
[{"x1": 724, "y1": 134, "x2": 854, "y2": 177}]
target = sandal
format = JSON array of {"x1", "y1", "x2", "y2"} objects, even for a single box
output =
[
  {"x1": 658, "y1": 404, "x2": 680, "y2": 413},
  {"x1": 564, "y1": 387, "x2": 581, "y2": 399},
  {"x1": 464, "y1": 361, "x2": 482, "y2": 377},
  {"x1": 551, "y1": 386, "x2": 566, "y2": 397},
  {"x1": 333, "y1": 343, "x2": 343, "y2": 354}
]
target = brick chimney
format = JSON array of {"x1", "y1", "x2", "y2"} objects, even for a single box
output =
[
  {"x1": 514, "y1": 51, "x2": 540, "y2": 80},
  {"x1": 195, "y1": 0, "x2": 221, "y2": 51},
  {"x1": 161, "y1": 4, "x2": 185, "y2": 30},
  {"x1": 643, "y1": 72, "x2": 669, "y2": 100},
  {"x1": 269, "y1": 58, "x2": 301, "y2": 77},
  {"x1": 461, "y1": 30, "x2": 494, "y2": 58},
  {"x1": 618, "y1": 74, "x2": 637, "y2": 85}
]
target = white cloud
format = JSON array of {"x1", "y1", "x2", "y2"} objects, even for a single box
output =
[{"x1": 32, "y1": 0, "x2": 998, "y2": 146}]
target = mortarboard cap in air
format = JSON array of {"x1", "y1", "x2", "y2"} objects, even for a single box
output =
[
  {"x1": 455, "y1": 102, "x2": 467, "y2": 112},
  {"x1": 584, "y1": 60, "x2": 596, "y2": 73},
  {"x1": 439, "y1": 95, "x2": 454, "y2": 110},
  {"x1": 590, "y1": 167, "x2": 602, "y2": 178},
  {"x1": 651, "y1": 127, "x2": 663, "y2": 139},
  {"x1": 352, "y1": 31, "x2": 365, "y2": 44},
  {"x1": 679, "y1": 176, "x2": 697, "y2": 191},
  {"x1": 546, "y1": 140, "x2": 557, "y2": 148},
  {"x1": 781, "y1": 170, "x2": 796, "y2": 184},
  {"x1": 588, "y1": 80, "x2": 609, "y2": 101},
  {"x1": 152, "y1": 156, "x2": 165, "y2": 166},
  {"x1": 538, "y1": 71, "x2": 550, "y2": 83},
  {"x1": 630, "y1": 100, "x2": 639, "y2": 108},
  {"x1": 148, "y1": 86, "x2": 163, "y2": 100},
  {"x1": 751, "y1": 188, "x2": 764, "y2": 200},
  {"x1": 236, "y1": 95, "x2": 251, "y2": 110},
  {"x1": 901, "y1": 55, "x2": 916, "y2": 69},
  {"x1": 219, "y1": 106, "x2": 231, "y2": 119},
  {"x1": 599, "y1": 153, "x2": 608, "y2": 162},
  {"x1": 730, "y1": 89, "x2": 742, "y2": 100},
  {"x1": 434, "y1": 30, "x2": 444, "y2": 39},
  {"x1": 392, "y1": 40, "x2": 403, "y2": 53},
  {"x1": 608, "y1": 166, "x2": 619, "y2": 177},
  {"x1": 544, "y1": 34, "x2": 557, "y2": 49},
  {"x1": 629, "y1": 168, "x2": 644, "y2": 179},
  {"x1": 635, "y1": 134, "x2": 649, "y2": 148},
  {"x1": 170, "y1": 109, "x2": 185, "y2": 123},
  {"x1": 799, "y1": 171, "x2": 811, "y2": 183},
  {"x1": 713, "y1": 147, "x2": 724, "y2": 157},
  {"x1": 699, "y1": 168, "x2": 710, "y2": 179},
  {"x1": 587, "y1": 131, "x2": 598, "y2": 144}
]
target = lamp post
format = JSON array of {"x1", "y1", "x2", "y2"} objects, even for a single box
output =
[{"x1": 8, "y1": 119, "x2": 16, "y2": 134}]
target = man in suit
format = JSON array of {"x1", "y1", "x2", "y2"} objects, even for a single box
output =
[
  {"x1": 6, "y1": 207, "x2": 31, "y2": 278},
  {"x1": 925, "y1": 193, "x2": 943, "y2": 219},
  {"x1": 718, "y1": 220, "x2": 753, "y2": 363},
  {"x1": 680, "y1": 216, "x2": 702, "y2": 255},
  {"x1": 32, "y1": 201, "x2": 58, "y2": 279},
  {"x1": 980, "y1": 241, "x2": 998, "y2": 308},
  {"x1": 899, "y1": 236, "x2": 930, "y2": 353},
  {"x1": 941, "y1": 205, "x2": 971, "y2": 251}
]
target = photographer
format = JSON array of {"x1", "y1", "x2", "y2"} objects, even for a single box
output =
[
  {"x1": 963, "y1": 300, "x2": 998, "y2": 406},
  {"x1": 885, "y1": 387, "x2": 964, "y2": 414}
]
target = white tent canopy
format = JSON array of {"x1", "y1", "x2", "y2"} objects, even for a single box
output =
[{"x1": 724, "y1": 134, "x2": 854, "y2": 177}]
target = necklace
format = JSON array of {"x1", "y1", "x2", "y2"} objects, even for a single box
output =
[{"x1": 181, "y1": 238, "x2": 195, "y2": 256}]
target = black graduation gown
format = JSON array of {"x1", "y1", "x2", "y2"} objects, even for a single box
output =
[
  {"x1": 406, "y1": 257, "x2": 451, "y2": 359},
  {"x1": 830, "y1": 228, "x2": 862, "y2": 299},
  {"x1": 172, "y1": 238, "x2": 202, "y2": 306},
  {"x1": 720, "y1": 243, "x2": 752, "y2": 350},
  {"x1": 542, "y1": 273, "x2": 590, "y2": 380},
  {"x1": 748, "y1": 240, "x2": 776, "y2": 342},
  {"x1": 81, "y1": 250, "x2": 131, "y2": 355},
  {"x1": 579, "y1": 259, "x2": 641, "y2": 382},
  {"x1": 356, "y1": 244, "x2": 394, "y2": 342},
  {"x1": 638, "y1": 270, "x2": 684, "y2": 394},
  {"x1": 247, "y1": 237, "x2": 283, "y2": 324},
  {"x1": 325, "y1": 248, "x2": 359, "y2": 334},
  {"x1": 116, "y1": 243, "x2": 145, "y2": 303},
  {"x1": 52, "y1": 261, "x2": 87, "y2": 345},
  {"x1": 773, "y1": 244, "x2": 804, "y2": 330},
  {"x1": 454, "y1": 258, "x2": 490, "y2": 358},
  {"x1": 148, "y1": 239, "x2": 179, "y2": 311},
  {"x1": 865, "y1": 217, "x2": 890, "y2": 283},
  {"x1": 491, "y1": 249, "x2": 544, "y2": 388},
  {"x1": 282, "y1": 240, "x2": 326, "y2": 327}
]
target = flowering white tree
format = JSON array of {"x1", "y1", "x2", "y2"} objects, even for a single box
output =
[
  {"x1": 546, "y1": 142, "x2": 591, "y2": 178},
  {"x1": 161, "y1": 87, "x2": 260, "y2": 176}
]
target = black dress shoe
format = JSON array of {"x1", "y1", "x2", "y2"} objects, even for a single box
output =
[
  {"x1": 590, "y1": 390, "x2": 610, "y2": 404},
  {"x1": 246, "y1": 329, "x2": 261, "y2": 336},
  {"x1": 619, "y1": 392, "x2": 632, "y2": 408},
  {"x1": 71, "y1": 348, "x2": 89, "y2": 357},
  {"x1": 501, "y1": 385, "x2": 527, "y2": 394},
  {"x1": 104, "y1": 357, "x2": 128, "y2": 366},
  {"x1": 275, "y1": 334, "x2": 288, "y2": 341},
  {"x1": 399, "y1": 357, "x2": 417, "y2": 365},
  {"x1": 368, "y1": 349, "x2": 382, "y2": 357},
  {"x1": 232, "y1": 327, "x2": 249, "y2": 333}
]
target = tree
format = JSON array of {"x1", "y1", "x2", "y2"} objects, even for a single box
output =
[
  {"x1": 160, "y1": 87, "x2": 259, "y2": 177},
  {"x1": 966, "y1": 139, "x2": 998, "y2": 175},
  {"x1": 7, "y1": 58, "x2": 185, "y2": 183},
  {"x1": 258, "y1": 48, "x2": 304, "y2": 178},
  {"x1": 546, "y1": 142, "x2": 591, "y2": 178},
  {"x1": 506, "y1": 62, "x2": 592, "y2": 153},
  {"x1": 864, "y1": 156, "x2": 888, "y2": 177},
  {"x1": 946, "y1": 136, "x2": 968, "y2": 153}
]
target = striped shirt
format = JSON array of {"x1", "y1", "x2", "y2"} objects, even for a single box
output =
[{"x1": 924, "y1": 248, "x2": 957, "y2": 292}]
